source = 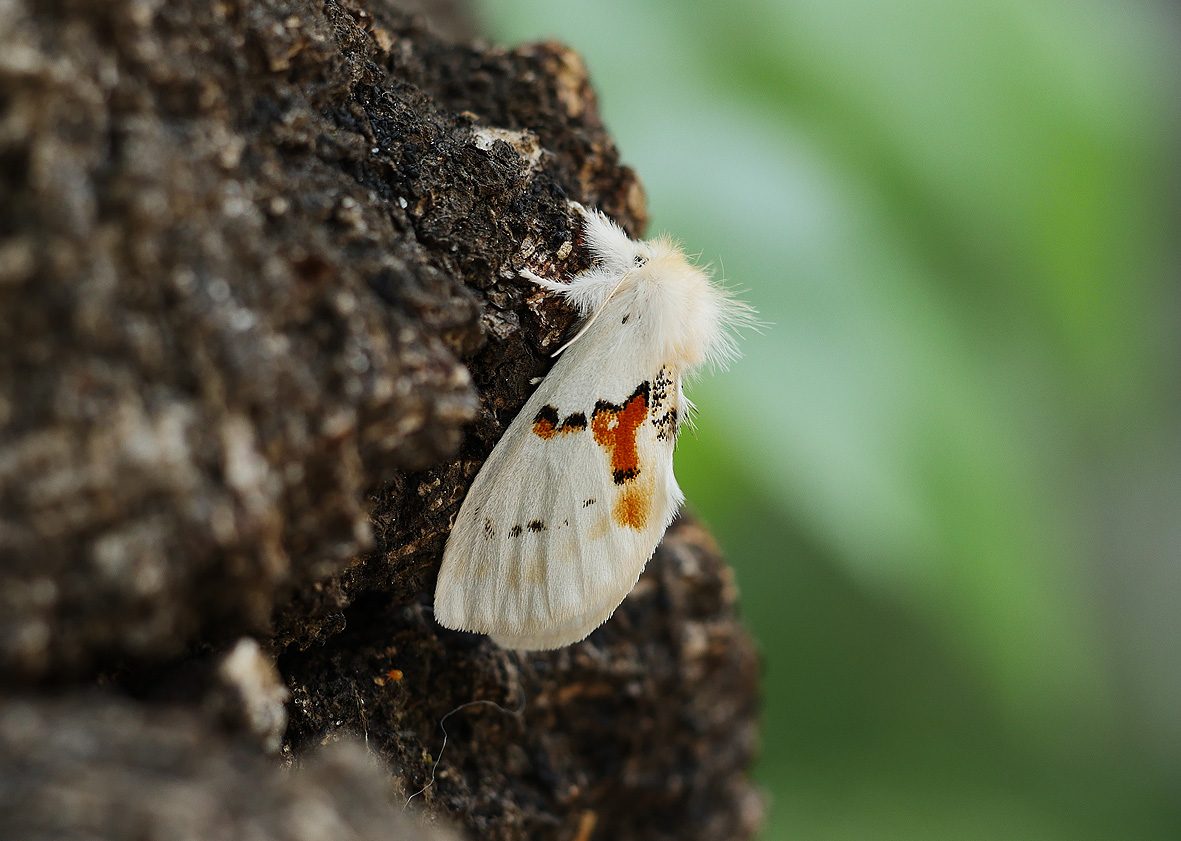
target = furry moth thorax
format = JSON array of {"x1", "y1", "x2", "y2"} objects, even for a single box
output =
[{"x1": 555, "y1": 210, "x2": 745, "y2": 371}]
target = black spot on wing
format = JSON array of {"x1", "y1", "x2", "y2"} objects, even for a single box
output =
[
  {"x1": 651, "y1": 365, "x2": 679, "y2": 442},
  {"x1": 651, "y1": 366, "x2": 673, "y2": 412},
  {"x1": 613, "y1": 467, "x2": 640, "y2": 483},
  {"x1": 526, "y1": 520, "x2": 546, "y2": 532},
  {"x1": 591, "y1": 380, "x2": 651, "y2": 418},
  {"x1": 654, "y1": 407, "x2": 679, "y2": 441},
  {"x1": 533, "y1": 405, "x2": 587, "y2": 439},
  {"x1": 509, "y1": 524, "x2": 523, "y2": 538}
]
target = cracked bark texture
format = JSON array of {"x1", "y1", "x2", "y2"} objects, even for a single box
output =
[{"x1": 0, "y1": 1, "x2": 763, "y2": 839}]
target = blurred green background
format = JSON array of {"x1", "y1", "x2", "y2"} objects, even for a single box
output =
[{"x1": 479, "y1": 1, "x2": 1181, "y2": 838}]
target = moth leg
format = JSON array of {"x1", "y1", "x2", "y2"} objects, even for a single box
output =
[{"x1": 519, "y1": 267, "x2": 568, "y2": 294}]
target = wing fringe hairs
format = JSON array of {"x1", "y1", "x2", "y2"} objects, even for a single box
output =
[{"x1": 434, "y1": 207, "x2": 752, "y2": 649}]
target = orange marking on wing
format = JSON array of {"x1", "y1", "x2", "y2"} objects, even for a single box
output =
[
  {"x1": 533, "y1": 406, "x2": 587, "y2": 440},
  {"x1": 613, "y1": 483, "x2": 652, "y2": 530},
  {"x1": 591, "y1": 384, "x2": 649, "y2": 484},
  {"x1": 533, "y1": 417, "x2": 558, "y2": 439}
]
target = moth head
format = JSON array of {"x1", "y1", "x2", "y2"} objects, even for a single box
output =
[{"x1": 579, "y1": 206, "x2": 669, "y2": 277}]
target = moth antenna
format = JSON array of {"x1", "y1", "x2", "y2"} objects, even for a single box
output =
[
  {"x1": 519, "y1": 267, "x2": 568, "y2": 294},
  {"x1": 549, "y1": 272, "x2": 629, "y2": 357}
]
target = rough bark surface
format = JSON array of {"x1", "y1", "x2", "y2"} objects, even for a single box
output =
[
  {"x1": 0, "y1": 694, "x2": 464, "y2": 841},
  {"x1": 0, "y1": 0, "x2": 763, "y2": 839}
]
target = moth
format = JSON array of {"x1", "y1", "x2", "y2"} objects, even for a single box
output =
[{"x1": 434, "y1": 206, "x2": 749, "y2": 649}]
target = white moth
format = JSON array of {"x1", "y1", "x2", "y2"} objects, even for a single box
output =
[{"x1": 434, "y1": 207, "x2": 748, "y2": 649}]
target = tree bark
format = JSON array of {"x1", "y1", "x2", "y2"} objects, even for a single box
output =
[{"x1": 0, "y1": 1, "x2": 763, "y2": 838}]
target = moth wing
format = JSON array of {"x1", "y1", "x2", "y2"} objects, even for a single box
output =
[{"x1": 435, "y1": 349, "x2": 683, "y2": 650}]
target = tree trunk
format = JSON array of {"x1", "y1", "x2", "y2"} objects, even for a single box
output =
[{"x1": 0, "y1": 1, "x2": 762, "y2": 838}]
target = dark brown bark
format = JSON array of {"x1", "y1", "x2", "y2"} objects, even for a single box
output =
[{"x1": 0, "y1": 0, "x2": 762, "y2": 838}]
